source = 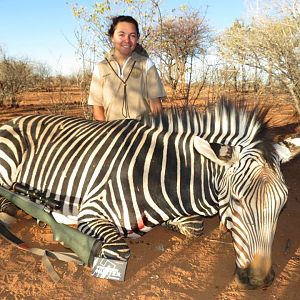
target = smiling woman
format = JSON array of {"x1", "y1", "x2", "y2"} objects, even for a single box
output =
[
  {"x1": 109, "y1": 16, "x2": 139, "y2": 60},
  {"x1": 87, "y1": 15, "x2": 166, "y2": 121}
]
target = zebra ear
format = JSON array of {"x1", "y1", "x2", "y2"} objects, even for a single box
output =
[
  {"x1": 274, "y1": 137, "x2": 300, "y2": 163},
  {"x1": 193, "y1": 136, "x2": 236, "y2": 166}
]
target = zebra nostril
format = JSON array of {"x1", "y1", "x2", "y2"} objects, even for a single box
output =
[
  {"x1": 235, "y1": 266, "x2": 275, "y2": 289},
  {"x1": 235, "y1": 266, "x2": 250, "y2": 286}
]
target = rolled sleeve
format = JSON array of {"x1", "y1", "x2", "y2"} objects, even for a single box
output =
[{"x1": 146, "y1": 62, "x2": 167, "y2": 100}]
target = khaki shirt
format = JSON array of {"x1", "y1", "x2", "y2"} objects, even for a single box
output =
[{"x1": 88, "y1": 51, "x2": 166, "y2": 121}]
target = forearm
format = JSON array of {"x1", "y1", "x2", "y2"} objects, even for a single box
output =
[{"x1": 93, "y1": 105, "x2": 106, "y2": 121}]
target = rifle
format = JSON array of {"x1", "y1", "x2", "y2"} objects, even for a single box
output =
[{"x1": 0, "y1": 184, "x2": 101, "y2": 267}]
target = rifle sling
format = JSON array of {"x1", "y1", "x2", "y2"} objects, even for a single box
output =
[{"x1": 0, "y1": 219, "x2": 83, "y2": 282}]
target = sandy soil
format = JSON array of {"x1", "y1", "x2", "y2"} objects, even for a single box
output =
[{"x1": 0, "y1": 100, "x2": 299, "y2": 300}]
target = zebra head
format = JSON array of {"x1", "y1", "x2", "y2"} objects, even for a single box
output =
[
  {"x1": 217, "y1": 147, "x2": 288, "y2": 289},
  {"x1": 193, "y1": 101, "x2": 298, "y2": 289}
]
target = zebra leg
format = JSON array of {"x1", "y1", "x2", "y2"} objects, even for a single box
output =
[
  {"x1": 163, "y1": 215, "x2": 204, "y2": 238},
  {"x1": 78, "y1": 218, "x2": 130, "y2": 261},
  {"x1": 0, "y1": 197, "x2": 18, "y2": 217}
]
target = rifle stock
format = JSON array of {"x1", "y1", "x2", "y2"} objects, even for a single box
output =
[{"x1": 0, "y1": 185, "x2": 99, "y2": 266}]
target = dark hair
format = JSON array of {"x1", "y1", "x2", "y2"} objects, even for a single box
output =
[{"x1": 108, "y1": 15, "x2": 140, "y2": 38}]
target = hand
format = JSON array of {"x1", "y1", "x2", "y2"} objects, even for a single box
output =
[{"x1": 149, "y1": 99, "x2": 162, "y2": 115}]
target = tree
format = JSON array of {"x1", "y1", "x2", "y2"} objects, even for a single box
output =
[
  {"x1": 148, "y1": 7, "x2": 212, "y2": 105},
  {"x1": 0, "y1": 53, "x2": 34, "y2": 107},
  {"x1": 217, "y1": 0, "x2": 300, "y2": 117},
  {"x1": 31, "y1": 62, "x2": 53, "y2": 91}
]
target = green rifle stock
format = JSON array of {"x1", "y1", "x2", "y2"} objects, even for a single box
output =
[{"x1": 0, "y1": 185, "x2": 99, "y2": 266}]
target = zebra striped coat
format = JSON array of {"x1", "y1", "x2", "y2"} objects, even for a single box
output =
[{"x1": 0, "y1": 100, "x2": 290, "y2": 288}]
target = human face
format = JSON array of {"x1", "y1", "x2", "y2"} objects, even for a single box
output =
[{"x1": 111, "y1": 22, "x2": 139, "y2": 58}]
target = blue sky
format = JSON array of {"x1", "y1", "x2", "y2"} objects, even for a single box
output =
[{"x1": 0, "y1": 0, "x2": 246, "y2": 75}]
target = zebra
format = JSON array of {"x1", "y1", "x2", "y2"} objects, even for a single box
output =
[{"x1": 0, "y1": 100, "x2": 296, "y2": 289}]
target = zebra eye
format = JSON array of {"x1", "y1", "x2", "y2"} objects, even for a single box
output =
[{"x1": 231, "y1": 195, "x2": 241, "y2": 205}]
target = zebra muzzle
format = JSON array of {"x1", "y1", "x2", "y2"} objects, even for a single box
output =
[{"x1": 235, "y1": 264, "x2": 275, "y2": 289}]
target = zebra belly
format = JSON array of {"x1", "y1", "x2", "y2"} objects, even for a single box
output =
[
  {"x1": 120, "y1": 214, "x2": 154, "y2": 238},
  {"x1": 52, "y1": 211, "x2": 78, "y2": 224},
  {"x1": 51, "y1": 210, "x2": 153, "y2": 238}
]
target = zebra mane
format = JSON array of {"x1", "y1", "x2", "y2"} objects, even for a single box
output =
[{"x1": 141, "y1": 99, "x2": 276, "y2": 165}]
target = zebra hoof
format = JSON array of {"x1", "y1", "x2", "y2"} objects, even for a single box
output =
[
  {"x1": 164, "y1": 216, "x2": 204, "y2": 238},
  {"x1": 0, "y1": 198, "x2": 18, "y2": 217},
  {"x1": 98, "y1": 240, "x2": 131, "y2": 261},
  {"x1": 179, "y1": 224, "x2": 204, "y2": 238}
]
